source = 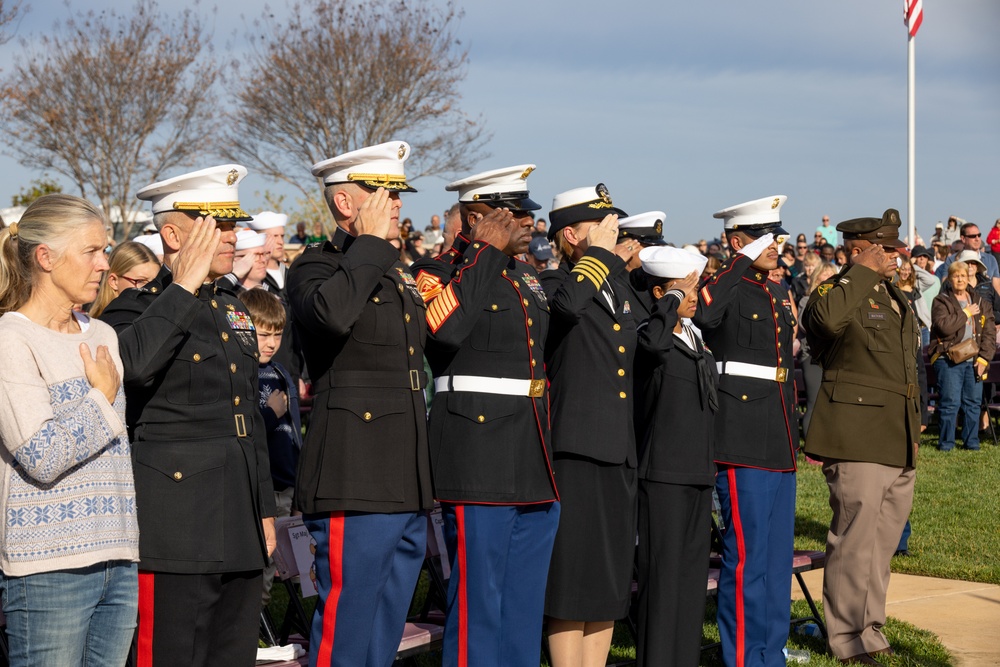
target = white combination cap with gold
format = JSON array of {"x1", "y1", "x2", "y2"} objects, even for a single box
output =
[
  {"x1": 137, "y1": 164, "x2": 252, "y2": 222},
  {"x1": 713, "y1": 195, "x2": 788, "y2": 238},
  {"x1": 311, "y1": 141, "x2": 416, "y2": 192},
  {"x1": 639, "y1": 245, "x2": 708, "y2": 280},
  {"x1": 619, "y1": 211, "x2": 667, "y2": 246},
  {"x1": 547, "y1": 183, "x2": 628, "y2": 241},
  {"x1": 248, "y1": 211, "x2": 288, "y2": 231},
  {"x1": 445, "y1": 164, "x2": 541, "y2": 212},
  {"x1": 235, "y1": 230, "x2": 266, "y2": 251}
]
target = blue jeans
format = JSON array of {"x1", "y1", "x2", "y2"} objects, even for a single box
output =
[
  {"x1": 934, "y1": 357, "x2": 983, "y2": 450},
  {"x1": 0, "y1": 561, "x2": 137, "y2": 667}
]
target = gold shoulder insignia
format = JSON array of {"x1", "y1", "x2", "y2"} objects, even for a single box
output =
[{"x1": 817, "y1": 284, "x2": 832, "y2": 297}]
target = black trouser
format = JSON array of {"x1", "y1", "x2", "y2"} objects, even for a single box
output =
[
  {"x1": 636, "y1": 481, "x2": 714, "y2": 667},
  {"x1": 137, "y1": 570, "x2": 263, "y2": 667}
]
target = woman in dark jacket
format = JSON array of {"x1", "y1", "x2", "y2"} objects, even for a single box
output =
[
  {"x1": 930, "y1": 260, "x2": 996, "y2": 451},
  {"x1": 633, "y1": 246, "x2": 717, "y2": 667}
]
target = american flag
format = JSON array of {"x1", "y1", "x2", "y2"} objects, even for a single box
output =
[{"x1": 905, "y1": 0, "x2": 924, "y2": 37}]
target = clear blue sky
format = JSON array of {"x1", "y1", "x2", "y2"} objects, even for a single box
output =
[{"x1": 1, "y1": 0, "x2": 997, "y2": 244}]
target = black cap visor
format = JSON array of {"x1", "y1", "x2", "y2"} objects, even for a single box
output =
[
  {"x1": 468, "y1": 191, "x2": 542, "y2": 212},
  {"x1": 548, "y1": 204, "x2": 629, "y2": 240}
]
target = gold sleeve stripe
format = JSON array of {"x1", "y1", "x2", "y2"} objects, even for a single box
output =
[
  {"x1": 572, "y1": 264, "x2": 604, "y2": 290},
  {"x1": 427, "y1": 283, "x2": 459, "y2": 332},
  {"x1": 576, "y1": 256, "x2": 609, "y2": 276},
  {"x1": 700, "y1": 286, "x2": 713, "y2": 305},
  {"x1": 416, "y1": 271, "x2": 444, "y2": 302}
]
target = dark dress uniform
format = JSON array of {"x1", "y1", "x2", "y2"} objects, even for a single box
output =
[
  {"x1": 634, "y1": 289, "x2": 719, "y2": 667},
  {"x1": 540, "y1": 248, "x2": 638, "y2": 622},
  {"x1": 413, "y1": 233, "x2": 560, "y2": 667},
  {"x1": 286, "y1": 228, "x2": 433, "y2": 667},
  {"x1": 624, "y1": 267, "x2": 655, "y2": 323},
  {"x1": 101, "y1": 265, "x2": 276, "y2": 667},
  {"x1": 693, "y1": 254, "x2": 798, "y2": 667}
]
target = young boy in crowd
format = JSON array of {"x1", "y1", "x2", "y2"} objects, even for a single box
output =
[{"x1": 241, "y1": 288, "x2": 303, "y2": 605}]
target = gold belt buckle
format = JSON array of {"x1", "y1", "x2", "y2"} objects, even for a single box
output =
[
  {"x1": 410, "y1": 369, "x2": 421, "y2": 391},
  {"x1": 775, "y1": 367, "x2": 788, "y2": 383},
  {"x1": 528, "y1": 379, "x2": 546, "y2": 398},
  {"x1": 234, "y1": 413, "x2": 247, "y2": 437}
]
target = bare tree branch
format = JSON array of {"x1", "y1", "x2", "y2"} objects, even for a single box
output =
[
  {"x1": 223, "y1": 0, "x2": 491, "y2": 218},
  {"x1": 0, "y1": 0, "x2": 222, "y2": 239},
  {"x1": 0, "y1": 0, "x2": 26, "y2": 46}
]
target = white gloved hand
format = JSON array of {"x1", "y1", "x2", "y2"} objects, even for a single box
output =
[{"x1": 737, "y1": 233, "x2": 775, "y2": 261}]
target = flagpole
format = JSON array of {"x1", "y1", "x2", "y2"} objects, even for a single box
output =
[{"x1": 907, "y1": 31, "x2": 916, "y2": 247}]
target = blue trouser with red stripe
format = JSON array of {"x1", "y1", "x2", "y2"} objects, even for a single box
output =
[
  {"x1": 441, "y1": 502, "x2": 561, "y2": 667},
  {"x1": 715, "y1": 466, "x2": 796, "y2": 667},
  {"x1": 304, "y1": 511, "x2": 427, "y2": 667}
]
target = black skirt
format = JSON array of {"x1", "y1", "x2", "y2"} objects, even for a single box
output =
[{"x1": 544, "y1": 453, "x2": 638, "y2": 621}]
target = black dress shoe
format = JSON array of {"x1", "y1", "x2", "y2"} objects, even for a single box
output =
[
  {"x1": 839, "y1": 653, "x2": 882, "y2": 665},
  {"x1": 869, "y1": 647, "x2": 895, "y2": 657},
  {"x1": 893, "y1": 549, "x2": 912, "y2": 557}
]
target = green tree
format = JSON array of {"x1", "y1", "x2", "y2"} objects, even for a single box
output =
[{"x1": 11, "y1": 177, "x2": 62, "y2": 207}]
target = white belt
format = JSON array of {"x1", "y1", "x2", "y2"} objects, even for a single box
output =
[
  {"x1": 434, "y1": 375, "x2": 546, "y2": 398},
  {"x1": 717, "y1": 361, "x2": 789, "y2": 383}
]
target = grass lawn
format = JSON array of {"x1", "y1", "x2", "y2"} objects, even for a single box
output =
[{"x1": 268, "y1": 434, "x2": 999, "y2": 665}]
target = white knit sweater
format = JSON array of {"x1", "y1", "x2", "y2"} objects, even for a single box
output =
[{"x1": 0, "y1": 312, "x2": 139, "y2": 576}]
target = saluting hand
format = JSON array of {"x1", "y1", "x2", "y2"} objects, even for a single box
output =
[
  {"x1": 673, "y1": 271, "x2": 700, "y2": 301},
  {"x1": 588, "y1": 214, "x2": 620, "y2": 253},
  {"x1": 852, "y1": 244, "x2": 888, "y2": 274},
  {"x1": 230, "y1": 248, "x2": 256, "y2": 281},
  {"x1": 355, "y1": 188, "x2": 395, "y2": 240},
  {"x1": 80, "y1": 343, "x2": 121, "y2": 405},
  {"x1": 173, "y1": 216, "x2": 222, "y2": 293},
  {"x1": 737, "y1": 233, "x2": 775, "y2": 261},
  {"x1": 470, "y1": 207, "x2": 516, "y2": 249}
]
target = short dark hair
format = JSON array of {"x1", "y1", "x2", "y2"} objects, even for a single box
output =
[
  {"x1": 241, "y1": 288, "x2": 286, "y2": 332},
  {"x1": 960, "y1": 222, "x2": 979, "y2": 236}
]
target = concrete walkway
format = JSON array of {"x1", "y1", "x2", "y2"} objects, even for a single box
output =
[{"x1": 792, "y1": 570, "x2": 1000, "y2": 666}]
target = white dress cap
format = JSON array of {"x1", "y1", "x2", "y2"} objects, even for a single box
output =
[
  {"x1": 639, "y1": 245, "x2": 708, "y2": 280},
  {"x1": 235, "y1": 230, "x2": 266, "y2": 251},
  {"x1": 248, "y1": 211, "x2": 288, "y2": 231},
  {"x1": 311, "y1": 141, "x2": 416, "y2": 192},
  {"x1": 618, "y1": 210, "x2": 667, "y2": 246},
  {"x1": 136, "y1": 164, "x2": 252, "y2": 221},
  {"x1": 445, "y1": 164, "x2": 541, "y2": 211},
  {"x1": 547, "y1": 183, "x2": 628, "y2": 240},
  {"x1": 132, "y1": 233, "x2": 164, "y2": 256},
  {"x1": 713, "y1": 195, "x2": 788, "y2": 230}
]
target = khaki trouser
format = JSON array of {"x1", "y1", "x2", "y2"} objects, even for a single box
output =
[{"x1": 821, "y1": 460, "x2": 915, "y2": 659}]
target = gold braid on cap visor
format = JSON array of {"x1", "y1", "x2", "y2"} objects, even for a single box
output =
[
  {"x1": 172, "y1": 201, "x2": 252, "y2": 220},
  {"x1": 347, "y1": 173, "x2": 412, "y2": 190}
]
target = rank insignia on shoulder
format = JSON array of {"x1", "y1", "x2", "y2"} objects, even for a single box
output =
[
  {"x1": 226, "y1": 310, "x2": 256, "y2": 331},
  {"x1": 623, "y1": 300, "x2": 631, "y2": 314},
  {"x1": 817, "y1": 284, "x2": 832, "y2": 297}
]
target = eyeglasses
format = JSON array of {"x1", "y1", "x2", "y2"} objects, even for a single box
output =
[
  {"x1": 119, "y1": 275, "x2": 151, "y2": 288},
  {"x1": 963, "y1": 233, "x2": 981, "y2": 238}
]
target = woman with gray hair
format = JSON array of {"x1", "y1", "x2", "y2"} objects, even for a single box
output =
[
  {"x1": 930, "y1": 260, "x2": 996, "y2": 451},
  {"x1": 0, "y1": 194, "x2": 139, "y2": 666}
]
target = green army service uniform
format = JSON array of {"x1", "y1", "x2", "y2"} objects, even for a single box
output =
[{"x1": 801, "y1": 209, "x2": 917, "y2": 661}]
